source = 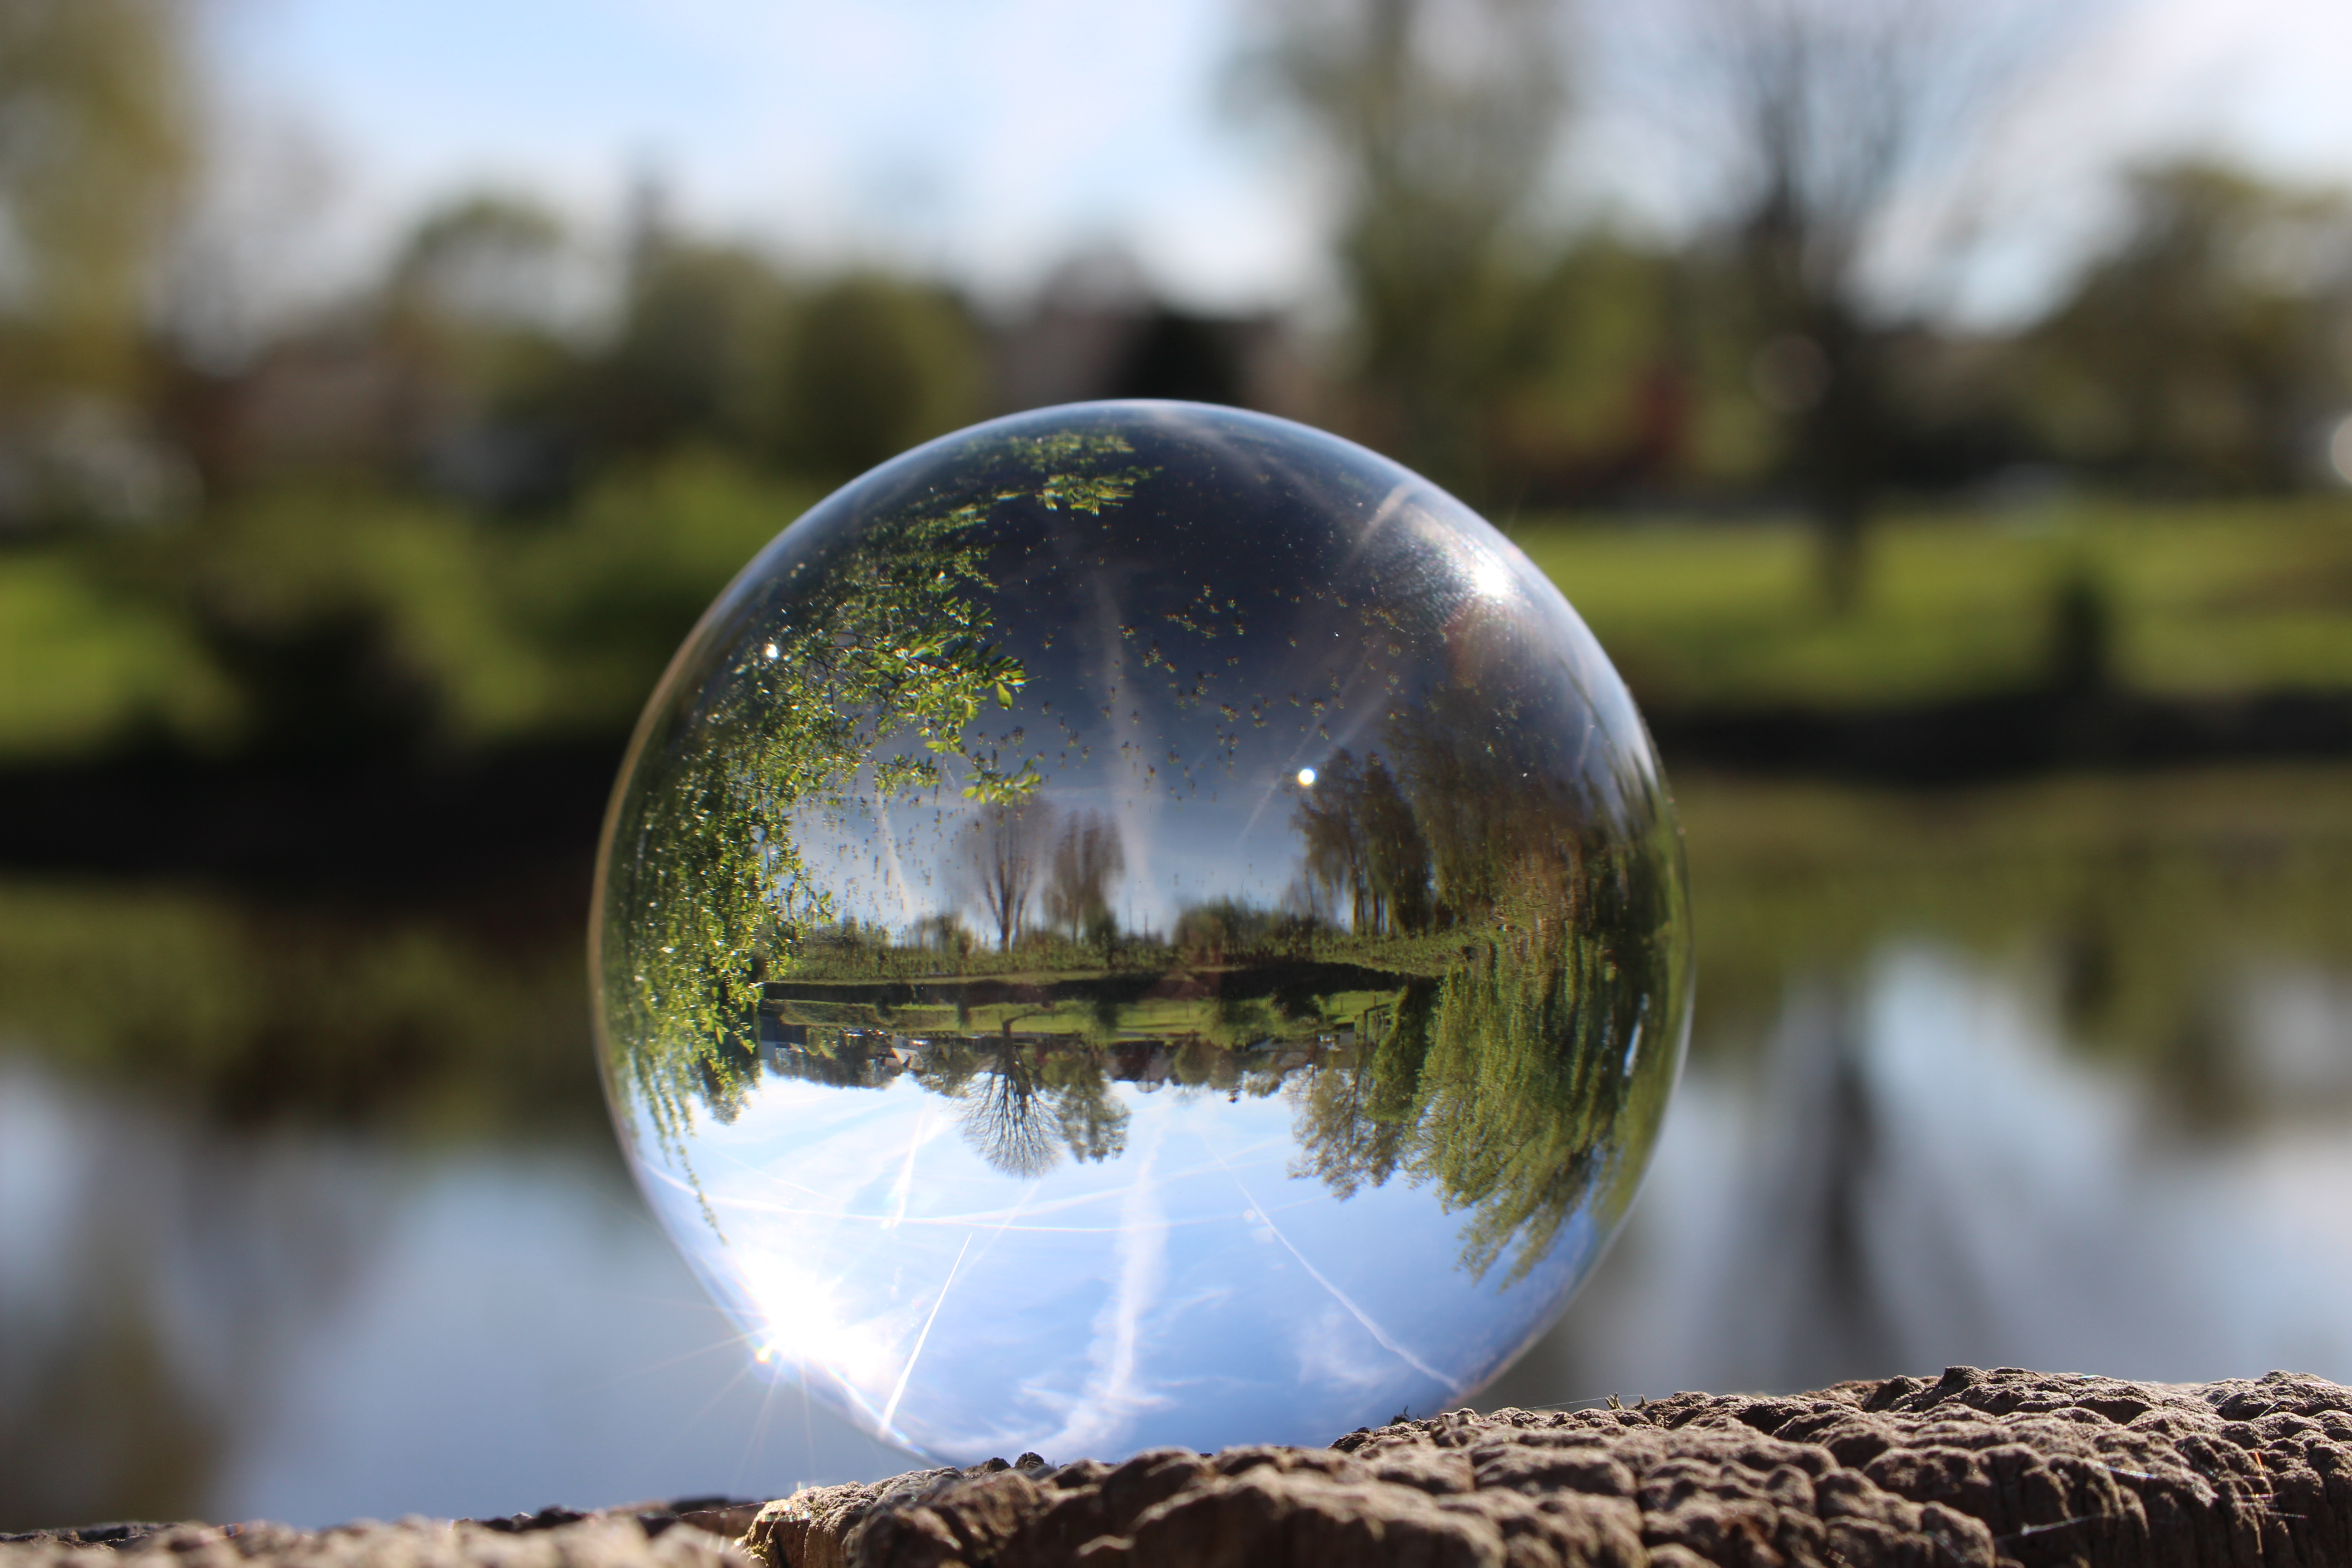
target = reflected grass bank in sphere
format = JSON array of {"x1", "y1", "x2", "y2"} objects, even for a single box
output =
[{"x1": 591, "y1": 402, "x2": 1691, "y2": 1463}]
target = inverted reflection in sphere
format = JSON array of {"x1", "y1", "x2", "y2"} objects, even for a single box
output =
[{"x1": 592, "y1": 402, "x2": 1691, "y2": 1463}]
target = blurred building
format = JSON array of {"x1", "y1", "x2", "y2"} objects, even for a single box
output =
[{"x1": 992, "y1": 253, "x2": 1313, "y2": 420}]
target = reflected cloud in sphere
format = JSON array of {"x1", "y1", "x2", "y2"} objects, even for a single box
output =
[{"x1": 590, "y1": 402, "x2": 1692, "y2": 1463}]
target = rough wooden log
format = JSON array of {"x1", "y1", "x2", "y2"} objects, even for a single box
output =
[{"x1": 9, "y1": 1369, "x2": 2350, "y2": 1568}]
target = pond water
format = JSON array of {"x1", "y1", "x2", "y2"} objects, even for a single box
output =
[
  {"x1": 1487, "y1": 943, "x2": 2352, "y2": 1409},
  {"x1": 5, "y1": 769, "x2": 2352, "y2": 1530},
  {"x1": 0, "y1": 1059, "x2": 909, "y2": 1530}
]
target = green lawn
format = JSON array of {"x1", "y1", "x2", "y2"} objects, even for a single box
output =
[
  {"x1": 1515, "y1": 494, "x2": 2352, "y2": 710},
  {"x1": 5, "y1": 478, "x2": 2352, "y2": 763}
]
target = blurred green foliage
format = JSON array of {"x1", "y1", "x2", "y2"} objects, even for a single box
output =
[
  {"x1": 1241, "y1": 0, "x2": 1569, "y2": 484},
  {"x1": 2, "y1": 0, "x2": 2348, "y2": 548},
  {"x1": 0, "y1": 0, "x2": 192, "y2": 407},
  {"x1": 2029, "y1": 163, "x2": 2352, "y2": 491},
  {"x1": 561, "y1": 238, "x2": 984, "y2": 475},
  {"x1": 0, "y1": 552, "x2": 233, "y2": 755},
  {"x1": 8, "y1": 480, "x2": 2352, "y2": 767},
  {"x1": 168, "y1": 206, "x2": 991, "y2": 511},
  {"x1": 0, "y1": 454, "x2": 821, "y2": 761}
]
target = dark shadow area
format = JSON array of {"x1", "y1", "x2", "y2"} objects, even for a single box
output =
[
  {"x1": 1652, "y1": 686, "x2": 2352, "y2": 785},
  {"x1": 0, "y1": 742, "x2": 618, "y2": 894}
]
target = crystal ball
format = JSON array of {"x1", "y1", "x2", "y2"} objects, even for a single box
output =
[{"x1": 592, "y1": 402, "x2": 1690, "y2": 1463}]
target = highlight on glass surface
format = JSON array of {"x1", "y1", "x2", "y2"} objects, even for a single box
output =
[{"x1": 590, "y1": 401, "x2": 1693, "y2": 1464}]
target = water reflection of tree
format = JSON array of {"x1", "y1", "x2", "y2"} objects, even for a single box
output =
[
  {"x1": 1044, "y1": 812, "x2": 1125, "y2": 949},
  {"x1": 910, "y1": 1039, "x2": 1132, "y2": 1178},
  {"x1": 1295, "y1": 751, "x2": 1432, "y2": 934},
  {"x1": 967, "y1": 800, "x2": 1054, "y2": 953},
  {"x1": 1285, "y1": 666, "x2": 1689, "y2": 1283},
  {"x1": 957, "y1": 1051, "x2": 1063, "y2": 1177},
  {"x1": 1288, "y1": 834, "x2": 1676, "y2": 1283},
  {"x1": 1048, "y1": 1051, "x2": 1132, "y2": 1163},
  {"x1": 1292, "y1": 981, "x2": 1434, "y2": 1196}
]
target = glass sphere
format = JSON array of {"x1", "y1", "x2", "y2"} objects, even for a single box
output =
[{"x1": 592, "y1": 402, "x2": 1690, "y2": 1464}]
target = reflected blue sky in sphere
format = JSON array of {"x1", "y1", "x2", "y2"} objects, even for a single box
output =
[
  {"x1": 651, "y1": 1074, "x2": 1606, "y2": 1459},
  {"x1": 593, "y1": 402, "x2": 1690, "y2": 1462}
]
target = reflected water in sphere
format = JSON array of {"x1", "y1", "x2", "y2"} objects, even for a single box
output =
[{"x1": 591, "y1": 402, "x2": 1691, "y2": 1463}]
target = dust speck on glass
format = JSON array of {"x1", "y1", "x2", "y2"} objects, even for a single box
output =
[{"x1": 591, "y1": 401, "x2": 1692, "y2": 1463}]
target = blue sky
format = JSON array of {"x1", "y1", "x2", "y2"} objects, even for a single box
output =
[
  {"x1": 210, "y1": 0, "x2": 1318, "y2": 311},
  {"x1": 209, "y1": 0, "x2": 2352, "y2": 322}
]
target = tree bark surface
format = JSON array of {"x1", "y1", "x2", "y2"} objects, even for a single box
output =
[{"x1": 8, "y1": 1368, "x2": 2349, "y2": 1568}]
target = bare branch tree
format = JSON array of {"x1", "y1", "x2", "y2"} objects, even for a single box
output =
[
  {"x1": 957, "y1": 1048, "x2": 1059, "y2": 1178},
  {"x1": 1660, "y1": 0, "x2": 2090, "y2": 605}
]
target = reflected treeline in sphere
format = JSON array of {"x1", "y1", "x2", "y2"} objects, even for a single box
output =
[{"x1": 592, "y1": 402, "x2": 1691, "y2": 1463}]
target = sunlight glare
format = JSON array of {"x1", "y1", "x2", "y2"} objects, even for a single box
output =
[{"x1": 1463, "y1": 544, "x2": 1516, "y2": 602}]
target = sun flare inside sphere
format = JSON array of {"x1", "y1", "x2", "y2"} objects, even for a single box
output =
[{"x1": 591, "y1": 401, "x2": 1691, "y2": 1464}]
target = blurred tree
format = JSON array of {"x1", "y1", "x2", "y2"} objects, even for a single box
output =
[
  {"x1": 2027, "y1": 161, "x2": 2352, "y2": 492},
  {"x1": 0, "y1": 0, "x2": 195, "y2": 407},
  {"x1": 1292, "y1": 748, "x2": 1436, "y2": 935},
  {"x1": 575, "y1": 237, "x2": 983, "y2": 483},
  {"x1": 1480, "y1": 233, "x2": 1725, "y2": 505},
  {"x1": 154, "y1": 114, "x2": 339, "y2": 377},
  {"x1": 969, "y1": 799, "x2": 1054, "y2": 953},
  {"x1": 1240, "y1": 0, "x2": 1570, "y2": 491},
  {"x1": 382, "y1": 192, "x2": 586, "y2": 508},
  {"x1": 150, "y1": 117, "x2": 343, "y2": 500},
  {"x1": 585, "y1": 236, "x2": 786, "y2": 456},
  {"x1": 387, "y1": 192, "x2": 570, "y2": 331},
  {"x1": 1667, "y1": 0, "x2": 2074, "y2": 607},
  {"x1": 1042, "y1": 809, "x2": 1124, "y2": 946},
  {"x1": 769, "y1": 273, "x2": 986, "y2": 480}
]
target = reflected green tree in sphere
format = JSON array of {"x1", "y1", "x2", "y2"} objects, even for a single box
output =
[{"x1": 592, "y1": 402, "x2": 1690, "y2": 1462}]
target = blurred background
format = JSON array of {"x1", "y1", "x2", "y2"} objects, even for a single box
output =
[{"x1": 6, "y1": 0, "x2": 2352, "y2": 1532}]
